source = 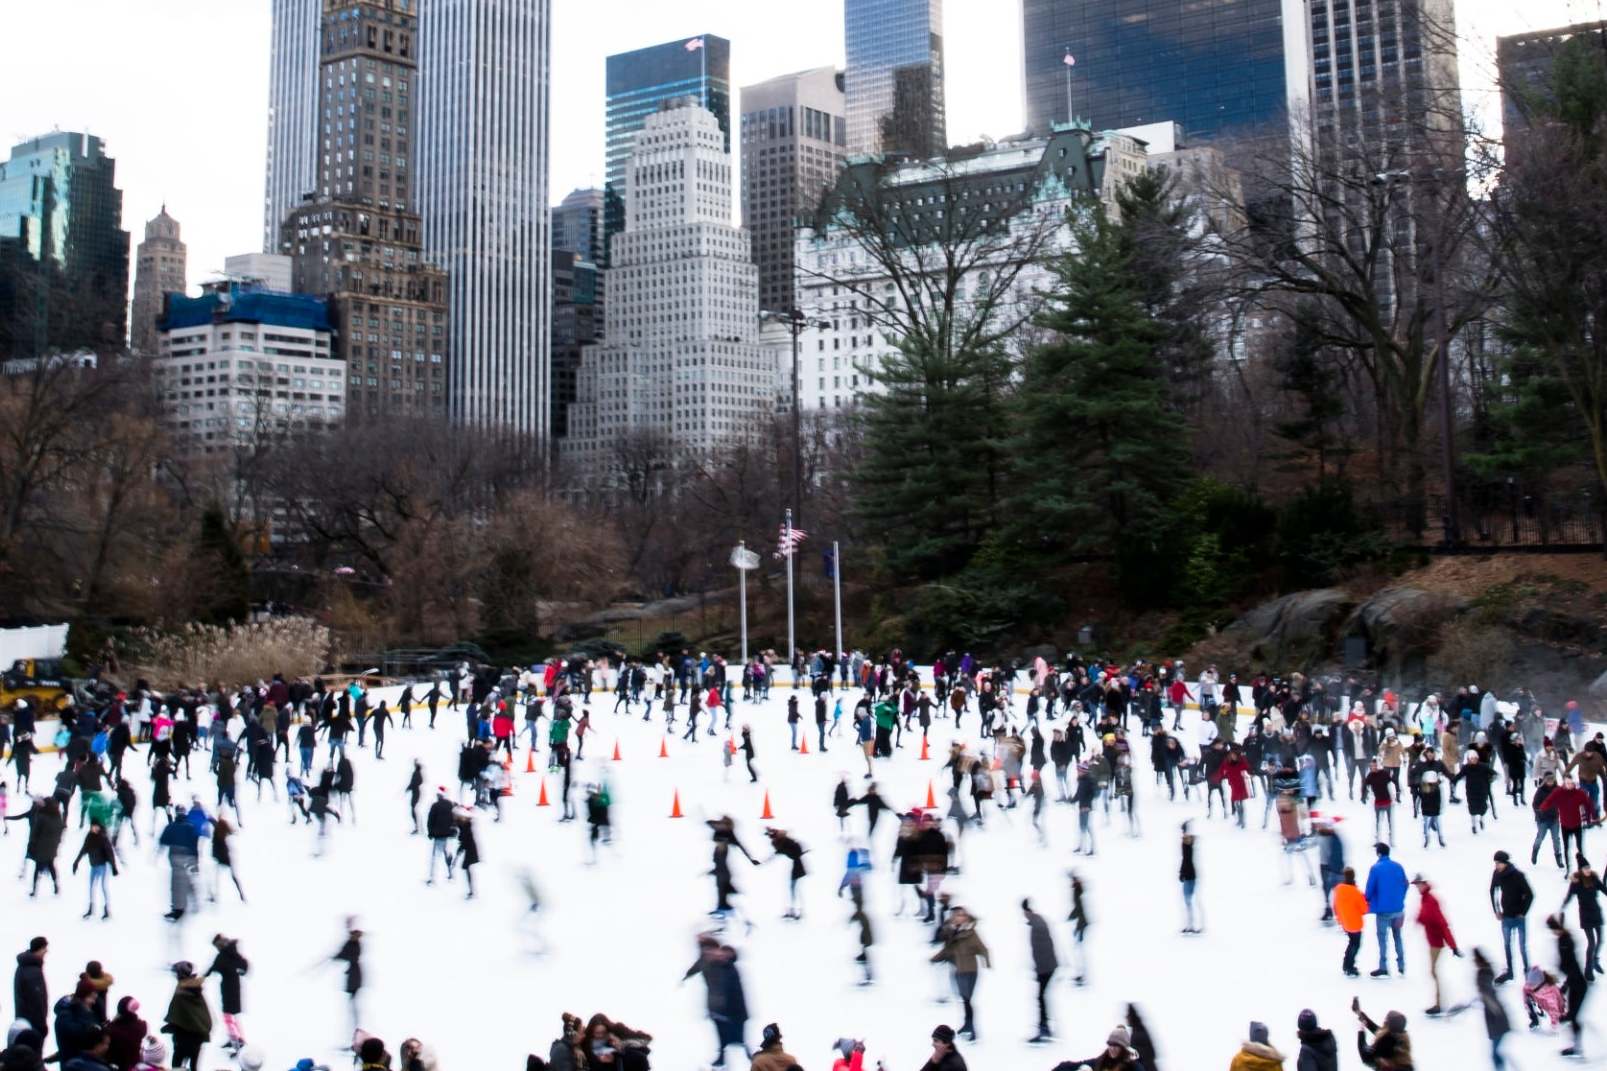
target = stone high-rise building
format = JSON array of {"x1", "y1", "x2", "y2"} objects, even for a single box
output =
[
  {"x1": 131, "y1": 206, "x2": 187, "y2": 356},
  {"x1": 1307, "y1": 0, "x2": 1460, "y2": 167},
  {"x1": 282, "y1": 0, "x2": 450, "y2": 421},
  {"x1": 563, "y1": 99, "x2": 780, "y2": 473},
  {"x1": 417, "y1": 0, "x2": 553, "y2": 439},
  {"x1": 740, "y1": 67, "x2": 847, "y2": 315},
  {"x1": 264, "y1": 0, "x2": 323, "y2": 253},
  {"x1": 604, "y1": 35, "x2": 730, "y2": 265},
  {"x1": 844, "y1": 0, "x2": 947, "y2": 158}
]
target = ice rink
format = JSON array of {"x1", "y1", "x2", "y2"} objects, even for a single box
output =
[{"x1": 3, "y1": 679, "x2": 1599, "y2": 1070}]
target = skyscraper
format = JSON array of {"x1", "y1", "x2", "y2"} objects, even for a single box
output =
[
  {"x1": 563, "y1": 99, "x2": 780, "y2": 469},
  {"x1": 604, "y1": 35, "x2": 730, "y2": 264},
  {"x1": 131, "y1": 206, "x2": 187, "y2": 356},
  {"x1": 550, "y1": 249, "x2": 603, "y2": 439},
  {"x1": 552, "y1": 186, "x2": 604, "y2": 262},
  {"x1": 1496, "y1": 20, "x2": 1604, "y2": 154},
  {"x1": 843, "y1": 0, "x2": 946, "y2": 158},
  {"x1": 1022, "y1": 0, "x2": 1306, "y2": 141},
  {"x1": 282, "y1": 0, "x2": 450, "y2": 421},
  {"x1": 264, "y1": 0, "x2": 322, "y2": 253},
  {"x1": 740, "y1": 67, "x2": 847, "y2": 314},
  {"x1": 1307, "y1": 0, "x2": 1459, "y2": 164},
  {"x1": 417, "y1": 0, "x2": 553, "y2": 440},
  {"x1": 0, "y1": 132, "x2": 129, "y2": 356}
]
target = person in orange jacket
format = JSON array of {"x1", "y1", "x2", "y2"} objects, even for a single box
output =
[
  {"x1": 1333, "y1": 866, "x2": 1368, "y2": 978},
  {"x1": 1410, "y1": 875, "x2": 1461, "y2": 1014}
]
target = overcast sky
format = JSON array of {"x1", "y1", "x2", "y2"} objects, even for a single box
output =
[{"x1": 4, "y1": 0, "x2": 1601, "y2": 298}]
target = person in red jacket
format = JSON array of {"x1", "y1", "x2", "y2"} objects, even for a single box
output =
[
  {"x1": 1538, "y1": 777, "x2": 1600, "y2": 871},
  {"x1": 1411, "y1": 875, "x2": 1460, "y2": 1013},
  {"x1": 491, "y1": 704, "x2": 515, "y2": 759},
  {"x1": 1220, "y1": 748, "x2": 1251, "y2": 828}
]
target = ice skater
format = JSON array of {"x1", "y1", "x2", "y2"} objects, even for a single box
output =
[
  {"x1": 763, "y1": 827, "x2": 807, "y2": 919},
  {"x1": 204, "y1": 935, "x2": 249, "y2": 1055},
  {"x1": 209, "y1": 815, "x2": 245, "y2": 903},
  {"x1": 71, "y1": 819, "x2": 116, "y2": 918},
  {"x1": 331, "y1": 920, "x2": 364, "y2": 1038}
]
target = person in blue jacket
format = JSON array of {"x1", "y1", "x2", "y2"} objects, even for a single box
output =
[{"x1": 1363, "y1": 841, "x2": 1408, "y2": 977}]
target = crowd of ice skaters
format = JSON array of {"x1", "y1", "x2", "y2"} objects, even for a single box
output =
[{"x1": 0, "y1": 649, "x2": 1602, "y2": 1070}]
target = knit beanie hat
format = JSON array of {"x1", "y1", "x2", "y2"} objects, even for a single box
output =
[
  {"x1": 1107, "y1": 1025, "x2": 1131, "y2": 1047},
  {"x1": 1248, "y1": 1022, "x2": 1270, "y2": 1045},
  {"x1": 140, "y1": 1035, "x2": 168, "y2": 1065},
  {"x1": 835, "y1": 1039, "x2": 855, "y2": 1058},
  {"x1": 358, "y1": 1038, "x2": 387, "y2": 1063},
  {"x1": 237, "y1": 1047, "x2": 264, "y2": 1071},
  {"x1": 1297, "y1": 1009, "x2": 1318, "y2": 1032}
]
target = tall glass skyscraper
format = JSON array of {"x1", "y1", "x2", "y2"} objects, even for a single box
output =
[
  {"x1": 0, "y1": 132, "x2": 129, "y2": 355},
  {"x1": 603, "y1": 34, "x2": 730, "y2": 265},
  {"x1": 844, "y1": 0, "x2": 946, "y2": 159},
  {"x1": 1022, "y1": 0, "x2": 1305, "y2": 140}
]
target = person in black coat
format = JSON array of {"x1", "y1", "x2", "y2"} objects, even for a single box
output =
[
  {"x1": 682, "y1": 935, "x2": 748, "y2": 1068},
  {"x1": 332, "y1": 921, "x2": 363, "y2": 1036},
  {"x1": 205, "y1": 936, "x2": 248, "y2": 1053},
  {"x1": 1549, "y1": 912, "x2": 1591, "y2": 1058},
  {"x1": 1294, "y1": 1008, "x2": 1338, "y2": 1071},
  {"x1": 8, "y1": 799, "x2": 64, "y2": 895},
  {"x1": 13, "y1": 938, "x2": 49, "y2": 1040},
  {"x1": 920, "y1": 1025, "x2": 968, "y2": 1071}
]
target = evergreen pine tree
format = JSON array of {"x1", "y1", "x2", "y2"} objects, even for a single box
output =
[
  {"x1": 1008, "y1": 202, "x2": 1193, "y2": 569},
  {"x1": 853, "y1": 336, "x2": 1011, "y2": 581}
]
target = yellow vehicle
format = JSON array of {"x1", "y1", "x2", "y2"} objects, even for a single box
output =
[{"x1": 0, "y1": 658, "x2": 76, "y2": 713}]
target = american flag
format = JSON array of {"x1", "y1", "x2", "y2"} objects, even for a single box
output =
[
  {"x1": 775, "y1": 524, "x2": 809, "y2": 559},
  {"x1": 685, "y1": 37, "x2": 705, "y2": 52}
]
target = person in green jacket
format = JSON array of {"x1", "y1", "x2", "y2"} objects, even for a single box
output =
[{"x1": 162, "y1": 962, "x2": 212, "y2": 1071}]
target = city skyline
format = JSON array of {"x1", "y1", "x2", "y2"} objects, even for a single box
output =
[{"x1": 1, "y1": 0, "x2": 1590, "y2": 304}]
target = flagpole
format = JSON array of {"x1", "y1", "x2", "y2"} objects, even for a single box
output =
[
  {"x1": 832, "y1": 540, "x2": 842, "y2": 670},
  {"x1": 785, "y1": 509, "x2": 796, "y2": 676},
  {"x1": 738, "y1": 540, "x2": 749, "y2": 667}
]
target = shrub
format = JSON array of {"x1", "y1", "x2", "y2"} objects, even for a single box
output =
[
  {"x1": 120, "y1": 617, "x2": 330, "y2": 690},
  {"x1": 1276, "y1": 479, "x2": 1392, "y2": 588}
]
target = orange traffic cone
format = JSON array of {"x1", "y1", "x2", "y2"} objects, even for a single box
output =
[
  {"x1": 612, "y1": 739, "x2": 622, "y2": 762},
  {"x1": 925, "y1": 780, "x2": 937, "y2": 809},
  {"x1": 760, "y1": 791, "x2": 774, "y2": 820},
  {"x1": 659, "y1": 736, "x2": 669, "y2": 759},
  {"x1": 537, "y1": 778, "x2": 550, "y2": 807},
  {"x1": 669, "y1": 789, "x2": 684, "y2": 819},
  {"x1": 525, "y1": 748, "x2": 536, "y2": 773},
  {"x1": 501, "y1": 754, "x2": 514, "y2": 797},
  {"x1": 919, "y1": 735, "x2": 930, "y2": 761},
  {"x1": 799, "y1": 733, "x2": 809, "y2": 755}
]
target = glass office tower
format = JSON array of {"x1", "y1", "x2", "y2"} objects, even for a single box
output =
[
  {"x1": 844, "y1": 0, "x2": 946, "y2": 158},
  {"x1": 603, "y1": 34, "x2": 730, "y2": 264},
  {"x1": 1022, "y1": 0, "x2": 1297, "y2": 140}
]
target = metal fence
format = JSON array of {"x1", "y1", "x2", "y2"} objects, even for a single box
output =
[{"x1": 1381, "y1": 491, "x2": 1604, "y2": 550}]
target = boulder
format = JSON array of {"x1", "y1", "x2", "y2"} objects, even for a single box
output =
[
  {"x1": 1223, "y1": 588, "x2": 1355, "y2": 669},
  {"x1": 1345, "y1": 586, "x2": 1468, "y2": 670}
]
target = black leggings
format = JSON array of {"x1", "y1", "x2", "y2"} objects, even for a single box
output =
[{"x1": 172, "y1": 1034, "x2": 203, "y2": 1071}]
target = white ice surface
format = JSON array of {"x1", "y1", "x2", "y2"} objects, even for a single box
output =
[{"x1": 3, "y1": 682, "x2": 1600, "y2": 1071}]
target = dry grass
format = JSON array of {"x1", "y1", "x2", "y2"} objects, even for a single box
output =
[{"x1": 121, "y1": 618, "x2": 330, "y2": 690}]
